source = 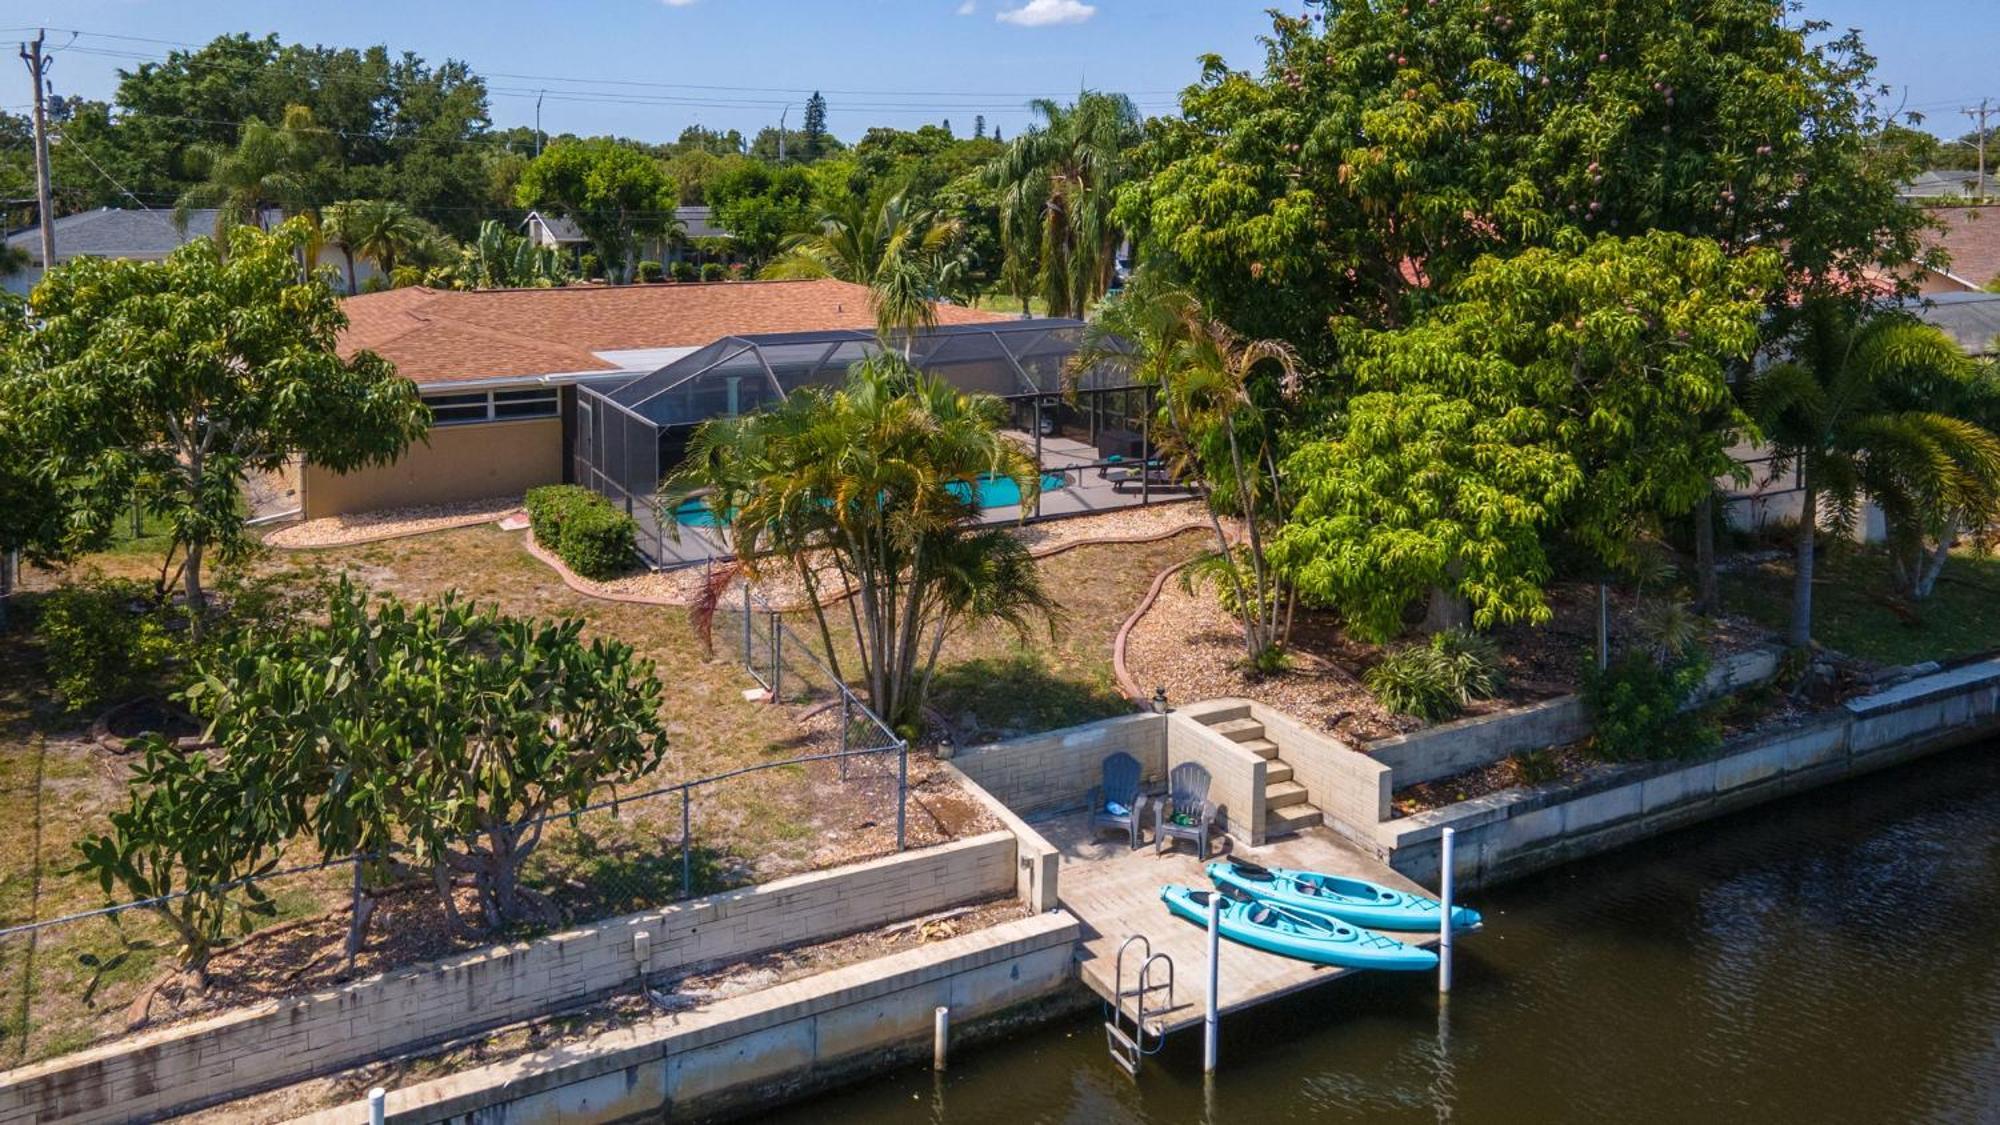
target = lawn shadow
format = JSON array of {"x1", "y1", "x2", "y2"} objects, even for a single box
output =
[{"x1": 929, "y1": 648, "x2": 1131, "y2": 743}]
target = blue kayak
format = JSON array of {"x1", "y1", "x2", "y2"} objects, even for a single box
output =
[
  {"x1": 1160, "y1": 884, "x2": 1438, "y2": 971},
  {"x1": 1207, "y1": 859, "x2": 1482, "y2": 933}
]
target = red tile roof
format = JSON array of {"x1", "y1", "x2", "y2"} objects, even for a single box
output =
[
  {"x1": 339, "y1": 279, "x2": 1009, "y2": 386},
  {"x1": 1922, "y1": 206, "x2": 2000, "y2": 291}
]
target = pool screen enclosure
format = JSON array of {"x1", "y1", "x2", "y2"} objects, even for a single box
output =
[{"x1": 573, "y1": 318, "x2": 1165, "y2": 566}]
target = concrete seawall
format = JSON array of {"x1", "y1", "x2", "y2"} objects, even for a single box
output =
[{"x1": 1380, "y1": 657, "x2": 2000, "y2": 889}]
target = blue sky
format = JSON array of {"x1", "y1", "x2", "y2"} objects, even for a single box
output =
[{"x1": 0, "y1": 1, "x2": 1993, "y2": 144}]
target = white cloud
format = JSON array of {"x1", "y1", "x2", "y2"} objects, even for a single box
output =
[
  {"x1": 957, "y1": 0, "x2": 977, "y2": 13},
  {"x1": 996, "y1": 0, "x2": 1095, "y2": 27}
]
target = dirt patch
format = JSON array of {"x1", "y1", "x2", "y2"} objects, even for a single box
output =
[
  {"x1": 179, "y1": 896, "x2": 1028, "y2": 1124},
  {"x1": 1391, "y1": 741, "x2": 1603, "y2": 816}
]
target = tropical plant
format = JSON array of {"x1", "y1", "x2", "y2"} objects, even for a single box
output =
[
  {"x1": 761, "y1": 191, "x2": 964, "y2": 347},
  {"x1": 172, "y1": 104, "x2": 330, "y2": 243},
  {"x1": 1747, "y1": 299, "x2": 2000, "y2": 645},
  {"x1": 985, "y1": 92, "x2": 1140, "y2": 319},
  {"x1": 665, "y1": 354, "x2": 1059, "y2": 733},
  {"x1": 1364, "y1": 629, "x2": 1504, "y2": 722},
  {"x1": 4, "y1": 221, "x2": 429, "y2": 615},
  {"x1": 1075, "y1": 277, "x2": 1299, "y2": 662},
  {"x1": 455, "y1": 219, "x2": 573, "y2": 289},
  {"x1": 1584, "y1": 645, "x2": 1718, "y2": 762},
  {"x1": 36, "y1": 575, "x2": 177, "y2": 713}
]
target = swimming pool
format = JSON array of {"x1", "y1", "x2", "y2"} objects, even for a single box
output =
[{"x1": 670, "y1": 472, "x2": 1067, "y2": 528}]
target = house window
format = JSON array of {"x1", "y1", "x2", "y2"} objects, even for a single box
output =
[
  {"x1": 422, "y1": 387, "x2": 560, "y2": 426},
  {"x1": 493, "y1": 387, "x2": 560, "y2": 420}
]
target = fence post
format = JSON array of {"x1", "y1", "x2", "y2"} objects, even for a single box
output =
[
  {"x1": 680, "y1": 786, "x2": 694, "y2": 899},
  {"x1": 769, "y1": 612, "x2": 782, "y2": 700},
  {"x1": 839, "y1": 694, "x2": 851, "y2": 781},
  {"x1": 741, "y1": 582, "x2": 752, "y2": 671},
  {"x1": 896, "y1": 740, "x2": 908, "y2": 851}
]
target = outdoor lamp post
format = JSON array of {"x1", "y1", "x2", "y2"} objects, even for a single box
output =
[{"x1": 1152, "y1": 687, "x2": 1169, "y2": 715}]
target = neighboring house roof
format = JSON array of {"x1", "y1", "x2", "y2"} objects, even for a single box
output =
[
  {"x1": 339, "y1": 279, "x2": 1008, "y2": 386},
  {"x1": 1901, "y1": 169, "x2": 1990, "y2": 201},
  {"x1": 1919, "y1": 206, "x2": 2000, "y2": 291},
  {"x1": 522, "y1": 211, "x2": 588, "y2": 245},
  {"x1": 2, "y1": 206, "x2": 277, "y2": 266},
  {"x1": 1907, "y1": 291, "x2": 2000, "y2": 355}
]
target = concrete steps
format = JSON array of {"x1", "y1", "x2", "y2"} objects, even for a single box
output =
[{"x1": 1194, "y1": 713, "x2": 1319, "y2": 839}]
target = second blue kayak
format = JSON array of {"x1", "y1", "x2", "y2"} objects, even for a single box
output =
[
  {"x1": 1207, "y1": 859, "x2": 1482, "y2": 933},
  {"x1": 1160, "y1": 884, "x2": 1438, "y2": 971}
]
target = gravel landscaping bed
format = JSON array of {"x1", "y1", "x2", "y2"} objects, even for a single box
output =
[{"x1": 262, "y1": 497, "x2": 523, "y2": 549}]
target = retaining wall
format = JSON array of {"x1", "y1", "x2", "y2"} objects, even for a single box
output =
[
  {"x1": 1164, "y1": 707, "x2": 1267, "y2": 845},
  {"x1": 1381, "y1": 657, "x2": 2000, "y2": 889},
  {"x1": 950, "y1": 713, "x2": 1165, "y2": 817},
  {"x1": 289, "y1": 911, "x2": 1083, "y2": 1125},
  {"x1": 0, "y1": 833, "x2": 1018, "y2": 1125},
  {"x1": 1365, "y1": 647, "x2": 1782, "y2": 789}
]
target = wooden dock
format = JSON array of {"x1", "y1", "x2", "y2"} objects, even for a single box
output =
[{"x1": 1038, "y1": 811, "x2": 1440, "y2": 1037}]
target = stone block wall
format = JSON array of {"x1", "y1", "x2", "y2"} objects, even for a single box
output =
[
  {"x1": 1247, "y1": 701, "x2": 1393, "y2": 844},
  {"x1": 0, "y1": 833, "x2": 1018, "y2": 1125},
  {"x1": 1165, "y1": 713, "x2": 1267, "y2": 844},
  {"x1": 950, "y1": 713, "x2": 1164, "y2": 816}
]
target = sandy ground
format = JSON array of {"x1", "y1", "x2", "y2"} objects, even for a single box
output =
[{"x1": 262, "y1": 497, "x2": 522, "y2": 549}]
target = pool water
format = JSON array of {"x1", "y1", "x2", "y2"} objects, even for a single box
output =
[{"x1": 671, "y1": 473, "x2": 1066, "y2": 527}]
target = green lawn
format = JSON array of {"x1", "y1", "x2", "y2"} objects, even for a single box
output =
[{"x1": 1721, "y1": 545, "x2": 2000, "y2": 666}]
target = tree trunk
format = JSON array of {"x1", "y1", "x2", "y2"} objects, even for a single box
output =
[
  {"x1": 1423, "y1": 586, "x2": 1471, "y2": 634},
  {"x1": 342, "y1": 248, "x2": 358, "y2": 296},
  {"x1": 1693, "y1": 491, "x2": 1719, "y2": 614},
  {"x1": 183, "y1": 542, "x2": 205, "y2": 623},
  {"x1": 1788, "y1": 481, "x2": 1816, "y2": 650}
]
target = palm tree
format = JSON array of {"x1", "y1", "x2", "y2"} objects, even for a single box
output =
[
  {"x1": 1748, "y1": 298, "x2": 2000, "y2": 647},
  {"x1": 1073, "y1": 275, "x2": 1300, "y2": 663},
  {"x1": 339, "y1": 199, "x2": 431, "y2": 284},
  {"x1": 319, "y1": 201, "x2": 367, "y2": 295},
  {"x1": 174, "y1": 105, "x2": 328, "y2": 244},
  {"x1": 665, "y1": 354, "x2": 1058, "y2": 733},
  {"x1": 985, "y1": 92, "x2": 1140, "y2": 319},
  {"x1": 762, "y1": 192, "x2": 962, "y2": 348}
]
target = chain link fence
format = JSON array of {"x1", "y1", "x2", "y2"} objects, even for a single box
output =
[{"x1": 0, "y1": 582, "x2": 909, "y2": 1066}]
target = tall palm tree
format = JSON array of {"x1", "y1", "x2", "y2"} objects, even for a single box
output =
[
  {"x1": 174, "y1": 105, "x2": 328, "y2": 244},
  {"x1": 319, "y1": 201, "x2": 367, "y2": 295},
  {"x1": 339, "y1": 199, "x2": 432, "y2": 284},
  {"x1": 1072, "y1": 275, "x2": 1300, "y2": 662},
  {"x1": 762, "y1": 192, "x2": 962, "y2": 348},
  {"x1": 665, "y1": 354, "x2": 1058, "y2": 732},
  {"x1": 985, "y1": 92, "x2": 1140, "y2": 319},
  {"x1": 1748, "y1": 298, "x2": 2000, "y2": 647}
]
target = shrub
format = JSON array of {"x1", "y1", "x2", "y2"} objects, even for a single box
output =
[
  {"x1": 580, "y1": 252, "x2": 601, "y2": 279},
  {"x1": 524, "y1": 485, "x2": 636, "y2": 579},
  {"x1": 1583, "y1": 646, "x2": 1720, "y2": 762},
  {"x1": 1364, "y1": 629, "x2": 1505, "y2": 722},
  {"x1": 670, "y1": 260, "x2": 698, "y2": 282},
  {"x1": 636, "y1": 259, "x2": 664, "y2": 283},
  {"x1": 700, "y1": 262, "x2": 726, "y2": 282},
  {"x1": 38, "y1": 576, "x2": 176, "y2": 713},
  {"x1": 558, "y1": 501, "x2": 639, "y2": 579}
]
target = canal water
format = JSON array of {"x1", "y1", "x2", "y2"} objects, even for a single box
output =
[{"x1": 772, "y1": 742, "x2": 2000, "y2": 1124}]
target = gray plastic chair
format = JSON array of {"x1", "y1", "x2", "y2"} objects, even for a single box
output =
[
  {"x1": 1088, "y1": 751, "x2": 1147, "y2": 849},
  {"x1": 1154, "y1": 762, "x2": 1220, "y2": 857}
]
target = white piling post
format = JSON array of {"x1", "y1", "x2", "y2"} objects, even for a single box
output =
[
  {"x1": 1204, "y1": 892, "x2": 1221, "y2": 1073},
  {"x1": 1438, "y1": 827, "x2": 1455, "y2": 994},
  {"x1": 368, "y1": 1087, "x2": 387, "y2": 1125},
  {"x1": 933, "y1": 1005, "x2": 950, "y2": 1070}
]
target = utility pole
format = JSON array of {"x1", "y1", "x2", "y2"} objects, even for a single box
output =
[
  {"x1": 19, "y1": 29, "x2": 53, "y2": 271},
  {"x1": 534, "y1": 90, "x2": 546, "y2": 156},
  {"x1": 1964, "y1": 99, "x2": 1993, "y2": 200},
  {"x1": 777, "y1": 104, "x2": 793, "y2": 164}
]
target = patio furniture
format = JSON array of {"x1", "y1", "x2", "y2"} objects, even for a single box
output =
[
  {"x1": 1155, "y1": 762, "x2": 1220, "y2": 858},
  {"x1": 1089, "y1": 751, "x2": 1148, "y2": 849}
]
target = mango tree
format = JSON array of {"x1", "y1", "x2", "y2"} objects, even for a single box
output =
[{"x1": 3, "y1": 220, "x2": 428, "y2": 615}]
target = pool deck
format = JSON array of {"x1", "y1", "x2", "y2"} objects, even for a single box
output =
[{"x1": 1035, "y1": 811, "x2": 1442, "y2": 1038}]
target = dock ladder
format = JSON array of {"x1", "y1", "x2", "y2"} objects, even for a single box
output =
[{"x1": 1104, "y1": 934, "x2": 1174, "y2": 1076}]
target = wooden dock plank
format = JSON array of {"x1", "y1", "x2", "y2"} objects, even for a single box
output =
[{"x1": 1040, "y1": 813, "x2": 1441, "y2": 1037}]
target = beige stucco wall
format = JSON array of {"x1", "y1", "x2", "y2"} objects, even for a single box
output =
[{"x1": 299, "y1": 416, "x2": 562, "y2": 519}]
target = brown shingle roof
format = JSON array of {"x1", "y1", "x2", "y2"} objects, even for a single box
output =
[
  {"x1": 1923, "y1": 206, "x2": 2000, "y2": 291},
  {"x1": 339, "y1": 279, "x2": 1009, "y2": 386}
]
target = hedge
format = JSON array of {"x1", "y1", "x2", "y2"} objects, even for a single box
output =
[{"x1": 524, "y1": 485, "x2": 638, "y2": 580}]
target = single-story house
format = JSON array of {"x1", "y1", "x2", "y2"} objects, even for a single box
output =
[
  {"x1": 1900, "y1": 169, "x2": 1990, "y2": 203},
  {"x1": 311, "y1": 279, "x2": 1007, "y2": 519},
  {"x1": 1915, "y1": 205, "x2": 2000, "y2": 294},
  {"x1": 4, "y1": 206, "x2": 381, "y2": 295},
  {"x1": 523, "y1": 207, "x2": 735, "y2": 267}
]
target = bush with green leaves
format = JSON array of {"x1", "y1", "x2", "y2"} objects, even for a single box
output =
[
  {"x1": 670, "y1": 260, "x2": 698, "y2": 282},
  {"x1": 36, "y1": 577, "x2": 177, "y2": 713},
  {"x1": 700, "y1": 262, "x2": 726, "y2": 282},
  {"x1": 1364, "y1": 629, "x2": 1505, "y2": 722},
  {"x1": 524, "y1": 484, "x2": 638, "y2": 579},
  {"x1": 635, "y1": 259, "x2": 664, "y2": 282},
  {"x1": 1583, "y1": 646, "x2": 1720, "y2": 762}
]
